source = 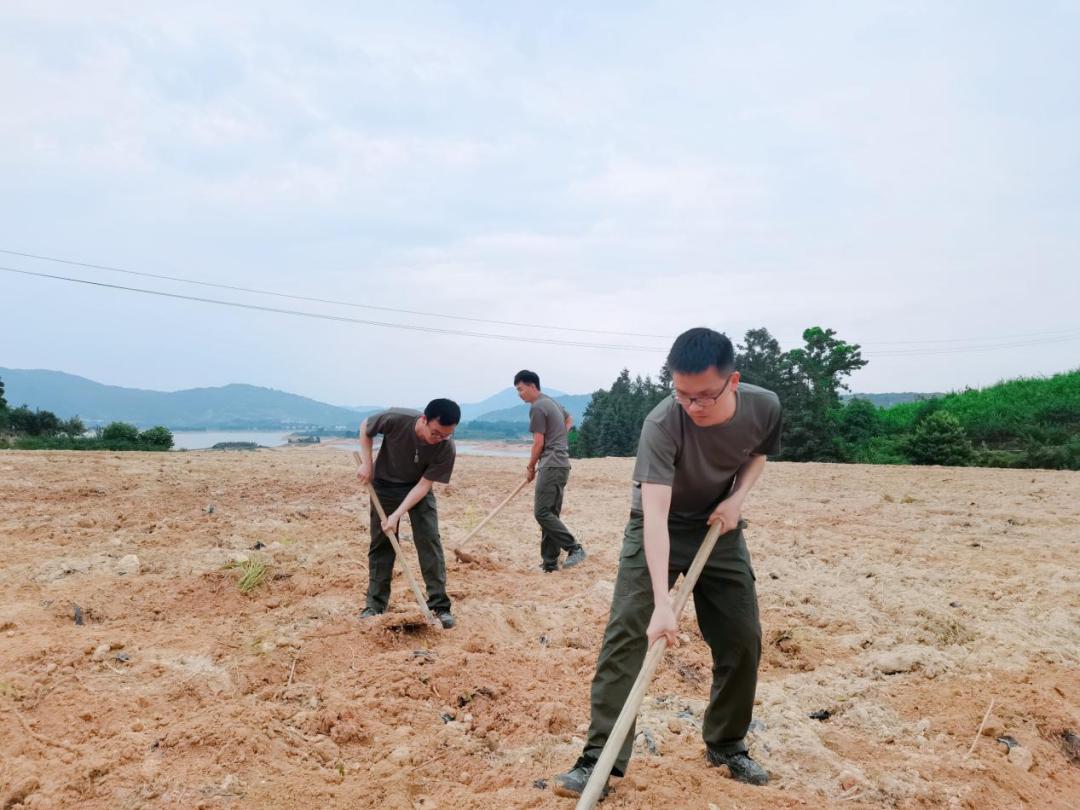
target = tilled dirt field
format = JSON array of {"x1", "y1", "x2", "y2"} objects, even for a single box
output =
[{"x1": 1, "y1": 449, "x2": 1078, "y2": 809}]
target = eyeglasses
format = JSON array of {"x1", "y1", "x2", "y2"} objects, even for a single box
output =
[
  {"x1": 672, "y1": 375, "x2": 733, "y2": 408},
  {"x1": 428, "y1": 426, "x2": 454, "y2": 441}
]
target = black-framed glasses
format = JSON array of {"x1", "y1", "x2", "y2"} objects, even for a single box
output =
[{"x1": 672, "y1": 374, "x2": 733, "y2": 408}]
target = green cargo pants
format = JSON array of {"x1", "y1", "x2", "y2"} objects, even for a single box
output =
[
  {"x1": 534, "y1": 466, "x2": 580, "y2": 567},
  {"x1": 365, "y1": 480, "x2": 451, "y2": 613},
  {"x1": 583, "y1": 512, "x2": 760, "y2": 775}
]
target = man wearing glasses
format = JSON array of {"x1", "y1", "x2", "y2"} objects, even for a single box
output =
[
  {"x1": 356, "y1": 399, "x2": 461, "y2": 629},
  {"x1": 553, "y1": 327, "x2": 782, "y2": 797}
]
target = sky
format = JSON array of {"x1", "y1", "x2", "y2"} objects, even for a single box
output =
[{"x1": 1, "y1": 1, "x2": 1078, "y2": 407}]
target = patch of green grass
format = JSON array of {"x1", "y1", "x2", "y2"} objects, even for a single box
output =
[{"x1": 225, "y1": 557, "x2": 270, "y2": 594}]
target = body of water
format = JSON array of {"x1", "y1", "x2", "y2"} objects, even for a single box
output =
[
  {"x1": 170, "y1": 431, "x2": 530, "y2": 457},
  {"x1": 170, "y1": 430, "x2": 291, "y2": 450}
]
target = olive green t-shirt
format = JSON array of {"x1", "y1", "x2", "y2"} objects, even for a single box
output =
[
  {"x1": 365, "y1": 408, "x2": 456, "y2": 485},
  {"x1": 631, "y1": 384, "x2": 782, "y2": 521},
  {"x1": 529, "y1": 393, "x2": 571, "y2": 469}
]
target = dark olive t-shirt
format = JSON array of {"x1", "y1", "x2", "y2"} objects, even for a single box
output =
[
  {"x1": 365, "y1": 408, "x2": 456, "y2": 485},
  {"x1": 529, "y1": 393, "x2": 571, "y2": 469},
  {"x1": 631, "y1": 384, "x2": 782, "y2": 521}
]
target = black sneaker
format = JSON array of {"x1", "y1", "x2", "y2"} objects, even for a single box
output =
[
  {"x1": 705, "y1": 749, "x2": 769, "y2": 786},
  {"x1": 539, "y1": 562, "x2": 559, "y2": 573},
  {"x1": 564, "y1": 547, "x2": 587, "y2": 568},
  {"x1": 552, "y1": 755, "x2": 609, "y2": 799},
  {"x1": 433, "y1": 609, "x2": 455, "y2": 629},
  {"x1": 359, "y1": 607, "x2": 382, "y2": 620}
]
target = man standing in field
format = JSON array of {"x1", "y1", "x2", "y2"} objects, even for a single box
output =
[
  {"x1": 355, "y1": 399, "x2": 461, "y2": 629},
  {"x1": 514, "y1": 370, "x2": 587, "y2": 572},
  {"x1": 552, "y1": 327, "x2": 782, "y2": 797}
]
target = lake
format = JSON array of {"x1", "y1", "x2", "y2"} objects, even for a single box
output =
[{"x1": 169, "y1": 431, "x2": 530, "y2": 458}]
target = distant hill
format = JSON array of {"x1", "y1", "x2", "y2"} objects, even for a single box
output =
[
  {"x1": 457, "y1": 386, "x2": 567, "y2": 422},
  {"x1": 0, "y1": 368, "x2": 374, "y2": 430},
  {"x1": 475, "y1": 393, "x2": 593, "y2": 424},
  {"x1": 843, "y1": 392, "x2": 941, "y2": 408}
]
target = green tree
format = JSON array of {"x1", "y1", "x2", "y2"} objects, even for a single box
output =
[
  {"x1": 60, "y1": 416, "x2": 86, "y2": 439},
  {"x1": 100, "y1": 421, "x2": 141, "y2": 444},
  {"x1": 778, "y1": 327, "x2": 867, "y2": 461},
  {"x1": 139, "y1": 426, "x2": 174, "y2": 450},
  {"x1": 838, "y1": 398, "x2": 880, "y2": 445},
  {"x1": 573, "y1": 369, "x2": 669, "y2": 457},
  {"x1": 736, "y1": 328, "x2": 788, "y2": 394},
  {"x1": 904, "y1": 411, "x2": 974, "y2": 466},
  {"x1": 8, "y1": 406, "x2": 62, "y2": 436},
  {"x1": 0, "y1": 376, "x2": 7, "y2": 411}
]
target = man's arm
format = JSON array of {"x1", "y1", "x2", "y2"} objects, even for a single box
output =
[
  {"x1": 642, "y1": 482, "x2": 678, "y2": 648},
  {"x1": 356, "y1": 418, "x2": 375, "y2": 485},
  {"x1": 564, "y1": 414, "x2": 574, "y2": 430},
  {"x1": 707, "y1": 453, "x2": 767, "y2": 531},
  {"x1": 526, "y1": 433, "x2": 544, "y2": 481},
  {"x1": 382, "y1": 477, "x2": 435, "y2": 533}
]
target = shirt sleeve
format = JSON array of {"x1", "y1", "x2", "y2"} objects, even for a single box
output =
[
  {"x1": 754, "y1": 406, "x2": 783, "y2": 456},
  {"x1": 559, "y1": 402, "x2": 570, "y2": 421},
  {"x1": 423, "y1": 442, "x2": 456, "y2": 484},
  {"x1": 632, "y1": 418, "x2": 678, "y2": 486},
  {"x1": 528, "y1": 402, "x2": 546, "y2": 434},
  {"x1": 365, "y1": 410, "x2": 390, "y2": 438}
]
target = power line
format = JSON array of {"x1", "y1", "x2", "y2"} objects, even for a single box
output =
[
  {"x1": 0, "y1": 247, "x2": 673, "y2": 340},
  {"x1": 4, "y1": 247, "x2": 1077, "y2": 348},
  {"x1": 4, "y1": 258, "x2": 1078, "y2": 359},
  {"x1": 0, "y1": 265, "x2": 669, "y2": 352}
]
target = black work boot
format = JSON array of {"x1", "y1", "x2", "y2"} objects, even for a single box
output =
[
  {"x1": 552, "y1": 755, "x2": 611, "y2": 799},
  {"x1": 359, "y1": 607, "x2": 382, "y2": 620},
  {"x1": 432, "y1": 609, "x2": 455, "y2": 629},
  {"x1": 706, "y1": 749, "x2": 769, "y2": 786},
  {"x1": 564, "y1": 546, "x2": 587, "y2": 568}
]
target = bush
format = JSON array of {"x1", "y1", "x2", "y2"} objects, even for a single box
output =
[
  {"x1": 139, "y1": 426, "x2": 174, "y2": 450},
  {"x1": 904, "y1": 412, "x2": 974, "y2": 466},
  {"x1": 100, "y1": 422, "x2": 141, "y2": 444}
]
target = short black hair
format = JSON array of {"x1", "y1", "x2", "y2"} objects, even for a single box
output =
[
  {"x1": 667, "y1": 328, "x2": 735, "y2": 375},
  {"x1": 513, "y1": 370, "x2": 541, "y2": 389},
  {"x1": 424, "y1": 398, "x2": 461, "y2": 426}
]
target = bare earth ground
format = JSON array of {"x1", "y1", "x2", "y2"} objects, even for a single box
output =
[{"x1": 1, "y1": 449, "x2": 1078, "y2": 809}]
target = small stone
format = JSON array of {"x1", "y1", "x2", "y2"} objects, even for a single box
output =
[
  {"x1": 313, "y1": 738, "x2": 340, "y2": 764},
  {"x1": 117, "y1": 554, "x2": 141, "y2": 576},
  {"x1": 874, "y1": 648, "x2": 923, "y2": 674},
  {"x1": 667, "y1": 718, "x2": 684, "y2": 734},
  {"x1": 388, "y1": 745, "x2": 412, "y2": 765},
  {"x1": 980, "y1": 716, "x2": 1005, "y2": 738},
  {"x1": 1007, "y1": 746, "x2": 1034, "y2": 771},
  {"x1": 220, "y1": 774, "x2": 243, "y2": 794},
  {"x1": 839, "y1": 770, "x2": 860, "y2": 791},
  {"x1": 91, "y1": 644, "x2": 110, "y2": 662}
]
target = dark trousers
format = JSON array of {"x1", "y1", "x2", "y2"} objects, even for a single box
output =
[
  {"x1": 534, "y1": 466, "x2": 579, "y2": 566},
  {"x1": 584, "y1": 513, "x2": 761, "y2": 774},
  {"x1": 365, "y1": 481, "x2": 451, "y2": 613}
]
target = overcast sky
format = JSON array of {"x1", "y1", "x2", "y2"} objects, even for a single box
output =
[{"x1": 1, "y1": 1, "x2": 1077, "y2": 406}]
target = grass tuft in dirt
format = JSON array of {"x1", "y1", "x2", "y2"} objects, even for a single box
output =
[{"x1": 224, "y1": 557, "x2": 270, "y2": 594}]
